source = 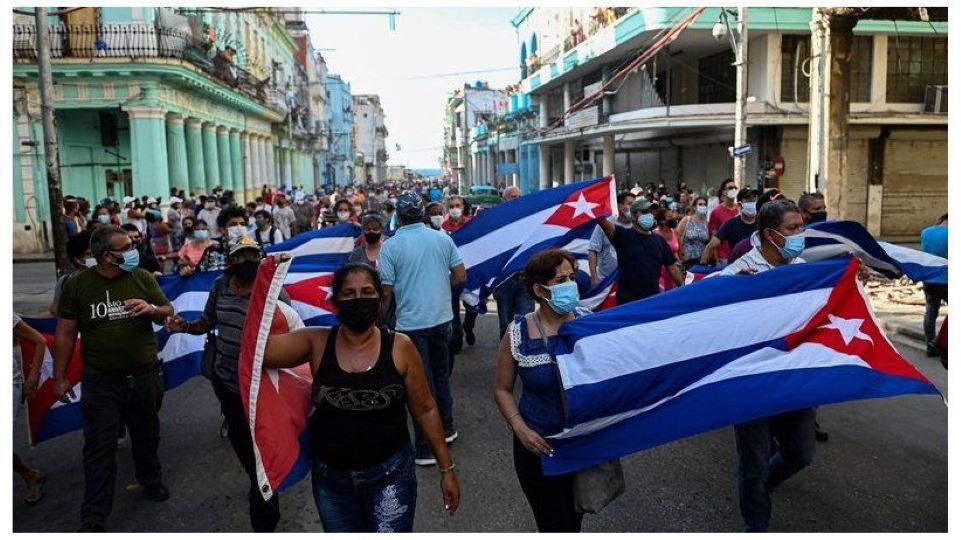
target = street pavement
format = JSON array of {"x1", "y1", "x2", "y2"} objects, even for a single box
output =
[{"x1": 12, "y1": 262, "x2": 947, "y2": 532}]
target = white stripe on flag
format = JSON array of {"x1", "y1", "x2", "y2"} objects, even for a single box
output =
[
  {"x1": 551, "y1": 342, "x2": 869, "y2": 440},
  {"x1": 879, "y1": 241, "x2": 947, "y2": 268},
  {"x1": 167, "y1": 291, "x2": 210, "y2": 315},
  {"x1": 289, "y1": 300, "x2": 333, "y2": 322},
  {"x1": 275, "y1": 236, "x2": 356, "y2": 259},
  {"x1": 158, "y1": 332, "x2": 205, "y2": 363},
  {"x1": 803, "y1": 230, "x2": 900, "y2": 274},
  {"x1": 458, "y1": 206, "x2": 557, "y2": 268},
  {"x1": 558, "y1": 288, "x2": 833, "y2": 390}
]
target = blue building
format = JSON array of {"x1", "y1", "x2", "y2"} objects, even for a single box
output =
[{"x1": 326, "y1": 73, "x2": 355, "y2": 186}]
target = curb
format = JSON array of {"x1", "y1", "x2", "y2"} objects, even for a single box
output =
[{"x1": 13, "y1": 258, "x2": 54, "y2": 264}]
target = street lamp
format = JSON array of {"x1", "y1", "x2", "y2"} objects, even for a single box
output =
[{"x1": 715, "y1": 8, "x2": 749, "y2": 188}]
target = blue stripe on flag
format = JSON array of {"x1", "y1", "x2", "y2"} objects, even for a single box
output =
[
  {"x1": 36, "y1": 403, "x2": 83, "y2": 443},
  {"x1": 264, "y1": 223, "x2": 361, "y2": 252}
]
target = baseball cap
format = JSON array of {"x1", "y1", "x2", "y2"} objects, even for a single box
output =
[
  {"x1": 396, "y1": 192, "x2": 424, "y2": 220},
  {"x1": 629, "y1": 197, "x2": 654, "y2": 214},
  {"x1": 122, "y1": 196, "x2": 136, "y2": 205},
  {"x1": 169, "y1": 196, "x2": 183, "y2": 204},
  {"x1": 228, "y1": 236, "x2": 262, "y2": 256},
  {"x1": 146, "y1": 197, "x2": 157, "y2": 204}
]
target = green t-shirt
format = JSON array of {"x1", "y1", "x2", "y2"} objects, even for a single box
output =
[{"x1": 59, "y1": 267, "x2": 171, "y2": 376}]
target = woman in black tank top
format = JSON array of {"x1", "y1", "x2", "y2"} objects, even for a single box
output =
[{"x1": 262, "y1": 262, "x2": 460, "y2": 532}]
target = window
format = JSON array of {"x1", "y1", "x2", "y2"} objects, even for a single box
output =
[
  {"x1": 849, "y1": 36, "x2": 873, "y2": 102},
  {"x1": 886, "y1": 36, "x2": 947, "y2": 103},
  {"x1": 698, "y1": 49, "x2": 736, "y2": 104},
  {"x1": 781, "y1": 34, "x2": 810, "y2": 102}
]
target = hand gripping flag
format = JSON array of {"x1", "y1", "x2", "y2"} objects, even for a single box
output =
[
  {"x1": 451, "y1": 177, "x2": 616, "y2": 310},
  {"x1": 240, "y1": 256, "x2": 313, "y2": 500},
  {"x1": 542, "y1": 256, "x2": 941, "y2": 475}
]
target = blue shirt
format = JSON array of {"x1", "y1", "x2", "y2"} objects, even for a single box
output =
[
  {"x1": 378, "y1": 223, "x2": 464, "y2": 331},
  {"x1": 509, "y1": 314, "x2": 567, "y2": 437},
  {"x1": 920, "y1": 224, "x2": 948, "y2": 284}
]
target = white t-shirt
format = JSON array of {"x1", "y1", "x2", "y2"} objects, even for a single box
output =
[{"x1": 716, "y1": 247, "x2": 805, "y2": 276}]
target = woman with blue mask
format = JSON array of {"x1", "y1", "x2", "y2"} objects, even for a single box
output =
[{"x1": 494, "y1": 248, "x2": 590, "y2": 532}]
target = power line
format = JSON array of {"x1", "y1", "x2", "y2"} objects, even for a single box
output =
[{"x1": 392, "y1": 66, "x2": 518, "y2": 81}]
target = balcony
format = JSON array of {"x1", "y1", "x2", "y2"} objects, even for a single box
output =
[{"x1": 564, "y1": 104, "x2": 600, "y2": 129}]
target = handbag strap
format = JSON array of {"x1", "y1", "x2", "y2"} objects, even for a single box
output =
[{"x1": 530, "y1": 311, "x2": 571, "y2": 423}]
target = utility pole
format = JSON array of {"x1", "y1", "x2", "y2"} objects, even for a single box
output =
[
  {"x1": 461, "y1": 83, "x2": 471, "y2": 192},
  {"x1": 732, "y1": 7, "x2": 749, "y2": 188},
  {"x1": 35, "y1": 7, "x2": 71, "y2": 275}
]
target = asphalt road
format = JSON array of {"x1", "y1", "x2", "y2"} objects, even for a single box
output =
[{"x1": 12, "y1": 262, "x2": 948, "y2": 532}]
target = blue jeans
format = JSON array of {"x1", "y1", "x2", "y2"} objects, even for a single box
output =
[
  {"x1": 311, "y1": 444, "x2": 418, "y2": 533},
  {"x1": 493, "y1": 274, "x2": 535, "y2": 337},
  {"x1": 735, "y1": 408, "x2": 817, "y2": 532},
  {"x1": 406, "y1": 322, "x2": 454, "y2": 457}
]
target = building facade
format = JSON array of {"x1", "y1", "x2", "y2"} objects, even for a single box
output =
[
  {"x1": 11, "y1": 6, "x2": 332, "y2": 252},
  {"x1": 352, "y1": 94, "x2": 388, "y2": 185},
  {"x1": 326, "y1": 73, "x2": 355, "y2": 186},
  {"x1": 510, "y1": 7, "x2": 947, "y2": 239}
]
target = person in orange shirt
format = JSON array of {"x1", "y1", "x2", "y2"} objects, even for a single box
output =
[{"x1": 441, "y1": 196, "x2": 471, "y2": 233}]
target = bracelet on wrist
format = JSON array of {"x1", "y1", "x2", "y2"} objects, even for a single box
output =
[
  {"x1": 506, "y1": 411, "x2": 522, "y2": 430},
  {"x1": 438, "y1": 462, "x2": 456, "y2": 474}
]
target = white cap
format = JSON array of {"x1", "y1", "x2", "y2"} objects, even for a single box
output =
[
  {"x1": 122, "y1": 196, "x2": 136, "y2": 205},
  {"x1": 169, "y1": 196, "x2": 183, "y2": 204},
  {"x1": 146, "y1": 197, "x2": 157, "y2": 204}
]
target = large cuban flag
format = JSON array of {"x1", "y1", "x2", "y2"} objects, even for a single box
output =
[
  {"x1": 542, "y1": 256, "x2": 941, "y2": 475},
  {"x1": 451, "y1": 177, "x2": 616, "y2": 310}
]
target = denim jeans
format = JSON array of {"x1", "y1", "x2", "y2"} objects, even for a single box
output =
[
  {"x1": 735, "y1": 408, "x2": 817, "y2": 532},
  {"x1": 923, "y1": 283, "x2": 948, "y2": 346},
  {"x1": 493, "y1": 274, "x2": 535, "y2": 337},
  {"x1": 79, "y1": 369, "x2": 164, "y2": 528},
  {"x1": 406, "y1": 321, "x2": 454, "y2": 457},
  {"x1": 311, "y1": 444, "x2": 417, "y2": 532}
]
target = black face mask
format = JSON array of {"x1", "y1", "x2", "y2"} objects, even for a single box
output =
[
  {"x1": 808, "y1": 211, "x2": 828, "y2": 224},
  {"x1": 337, "y1": 297, "x2": 381, "y2": 332},
  {"x1": 666, "y1": 218, "x2": 679, "y2": 228},
  {"x1": 231, "y1": 260, "x2": 260, "y2": 282},
  {"x1": 364, "y1": 232, "x2": 382, "y2": 245}
]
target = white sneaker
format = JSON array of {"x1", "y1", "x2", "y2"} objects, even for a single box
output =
[
  {"x1": 445, "y1": 431, "x2": 458, "y2": 444},
  {"x1": 414, "y1": 457, "x2": 437, "y2": 467}
]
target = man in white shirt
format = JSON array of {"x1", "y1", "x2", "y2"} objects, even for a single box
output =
[{"x1": 197, "y1": 198, "x2": 222, "y2": 240}]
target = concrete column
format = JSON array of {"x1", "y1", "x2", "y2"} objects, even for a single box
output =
[
  {"x1": 216, "y1": 126, "x2": 233, "y2": 195},
  {"x1": 165, "y1": 114, "x2": 188, "y2": 194},
  {"x1": 602, "y1": 134, "x2": 615, "y2": 177},
  {"x1": 229, "y1": 128, "x2": 244, "y2": 203},
  {"x1": 266, "y1": 141, "x2": 276, "y2": 188},
  {"x1": 564, "y1": 139, "x2": 576, "y2": 184},
  {"x1": 123, "y1": 105, "x2": 170, "y2": 198},
  {"x1": 258, "y1": 137, "x2": 270, "y2": 191},
  {"x1": 184, "y1": 118, "x2": 206, "y2": 195},
  {"x1": 284, "y1": 146, "x2": 294, "y2": 191},
  {"x1": 539, "y1": 144, "x2": 551, "y2": 190},
  {"x1": 291, "y1": 149, "x2": 301, "y2": 189},
  {"x1": 242, "y1": 132, "x2": 254, "y2": 196},
  {"x1": 563, "y1": 82, "x2": 572, "y2": 114},
  {"x1": 538, "y1": 95, "x2": 549, "y2": 128},
  {"x1": 202, "y1": 122, "x2": 221, "y2": 193}
]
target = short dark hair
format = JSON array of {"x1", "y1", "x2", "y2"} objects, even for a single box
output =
[
  {"x1": 217, "y1": 204, "x2": 247, "y2": 229},
  {"x1": 939, "y1": 213, "x2": 948, "y2": 224},
  {"x1": 522, "y1": 248, "x2": 578, "y2": 299},
  {"x1": 758, "y1": 189, "x2": 785, "y2": 214},
  {"x1": 737, "y1": 187, "x2": 759, "y2": 202},
  {"x1": 90, "y1": 226, "x2": 126, "y2": 258},
  {"x1": 67, "y1": 230, "x2": 91, "y2": 260},
  {"x1": 616, "y1": 191, "x2": 636, "y2": 205},
  {"x1": 120, "y1": 223, "x2": 140, "y2": 234},
  {"x1": 334, "y1": 199, "x2": 352, "y2": 212},
  {"x1": 797, "y1": 191, "x2": 825, "y2": 211},
  {"x1": 757, "y1": 199, "x2": 800, "y2": 237},
  {"x1": 719, "y1": 177, "x2": 736, "y2": 193},
  {"x1": 254, "y1": 210, "x2": 272, "y2": 221},
  {"x1": 330, "y1": 262, "x2": 383, "y2": 307}
]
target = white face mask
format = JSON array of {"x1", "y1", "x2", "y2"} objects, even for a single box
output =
[
  {"x1": 84, "y1": 257, "x2": 97, "y2": 268},
  {"x1": 228, "y1": 225, "x2": 246, "y2": 239},
  {"x1": 726, "y1": 188, "x2": 738, "y2": 200},
  {"x1": 741, "y1": 201, "x2": 757, "y2": 217},
  {"x1": 449, "y1": 207, "x2": 463, "y2": 219},
  {"x1": 336, "y1": 211, "x2": 351, "y2": 222},
  {"x1": 206, "y1": 202, "x2": 215, "y2": 209},
  {"x1": 430, "y1": 215, "x2": 444, "y2": 229}
]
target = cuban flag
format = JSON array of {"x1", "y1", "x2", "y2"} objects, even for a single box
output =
[
  {"x1": 451, "y1": 177, "x2": 616, "y2": 309},
  {"x1": 803, "y1": 221, "x2": 947, "y2": 282},
  {"x1": 17, "y1": 318, "x2": 83, "y2": 445},
  {"x1": 240, "y1": 256, "x2": 313, "y2": 500},
  {"x1": 542, "y1": 256, "x2": 941, "y2": 475}
]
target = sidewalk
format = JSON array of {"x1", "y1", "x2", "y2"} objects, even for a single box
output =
[{"x1": 13, "y1": 251, "x2": 54, "y2": 264}]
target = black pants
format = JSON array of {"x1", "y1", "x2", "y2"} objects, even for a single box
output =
[
  {"x1": 211, "y1": 377, "x2": 281, "y2": 532},
  {"x1": 80, "y1": 370, "x2": 164, "y2": 527},
  {"x1": 512, "y1": 436, "x2": 583, "y2": 532},
  {"x1": 923, "y1": 283, "x2": 948, "y2": 346}
]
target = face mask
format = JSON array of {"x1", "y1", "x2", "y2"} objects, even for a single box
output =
[
  {"x1": 726, "y1": 188, "x2": 738, "y2": 200},
  {"x1": 389, "y1": 197, "x2": 398, "y2": 205},
  {"x1": 637, "y1": 213, "x2": 655, "y2": 231},
  {"x1": 231, "y1": 260, "x2": 260, "y2": 282},
  {"x1": 84, "y1": 257, "x2": 97, "y2": 268},
  {"x1": 112, "y1": 248, "x2": 140, "y2": 272},
  {"x1": 430, "y1": 215, "x2": 444, "y2": 229},
  {"x1": 364, "y1": 232, "x2": 382, "y2": 245},
  {"x1": 337, "y1": 297, "x2": 381, "y2": 332},
  {"x1": 96, "y1": 214, "x2": 111, "y2": 224},
  {"x1": 449, "y1": 208, "x2": 463, "y2": 219},
  {"x1": 664, "y1": 197, "x2": 674, "y2": 204},
  {"x1": 193, "y1": 230, "x2": 209, "y2": 241},
  {"x1": 539, "y1": 281, "x2": 579, "y2": 315},
  {"x1": 696, "y1": 205, "x2": 708, "y2": 217},
  {"x1": 255, "y1": 218, "x2": 267, "y2": 229},
  {"x1": 205, "y1": 202, "x2": 215, "y2": 209},
  {"x1": 336, "y1": 211, "x2": 351, "y2": 222},
  {"x1": 772, "y1": 230, "x2": 806, "y2": 260},
  {"x1": 228, "y1": 225, "x2": 246, "y2": 240},
  {"x1": 808, "y1": 211, "x2": 828, "y2": 224},
  {"x1": 741, "y1": 202, "x2": 757, "y2": 218}
]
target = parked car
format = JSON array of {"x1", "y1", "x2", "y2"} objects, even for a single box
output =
[{"x1": 464, "y1": 184, "x2": 502, "y2": 212}]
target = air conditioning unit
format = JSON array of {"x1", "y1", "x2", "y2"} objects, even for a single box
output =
[{"x1": 924, "y1": 85, "x2": 947, "y2": 113}]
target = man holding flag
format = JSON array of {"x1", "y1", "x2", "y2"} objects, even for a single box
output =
[{"x1": 53, "y1": 226, "x2": 174, "y2": 532}]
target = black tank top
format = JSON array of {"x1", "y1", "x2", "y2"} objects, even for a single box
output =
[{"x1": 308, "y1": 325, "x2": 410, "y2": 470}]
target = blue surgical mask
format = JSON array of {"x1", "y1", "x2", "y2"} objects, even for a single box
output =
[
  {"x1": 540, "y1": 281, "x2": 579, "y2": 315},
  {"x1": 113, "y1": 248, "x2": 140, "y2": 272},
  {"x1": 741, "y1": 201, "x2": 757, "y2": 218},
  {"x1": 98, "y1": 214, "x2": 111, "y2": 224},
  {"x1": 638, "y1": 214, "x2": 655, "y2": 231},
  {"x1": 773, "y1": 230, "x2": 805, "y2": 260},
  {"x1": 193, "y1": 230, "x2": 209, "y2": 241},
  {"x1": 696, "y1": 205, "x2": 708, "y2": 217}
]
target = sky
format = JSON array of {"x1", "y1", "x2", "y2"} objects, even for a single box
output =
[{"x1": 305, "y1": 7, "x2": 521, "y2": 169}]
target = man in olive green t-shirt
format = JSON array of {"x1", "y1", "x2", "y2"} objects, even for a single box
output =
[{"x1": 53, "y1": 226, "x2": 174, "y2": 532}]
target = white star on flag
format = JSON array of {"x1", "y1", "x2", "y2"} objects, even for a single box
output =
[
  {"x1": 819, "y1": 314, "x2": 874, "y2": 346},
  {"x1": 565, "y1": 193, "x2": 600, "y2": 220}
]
